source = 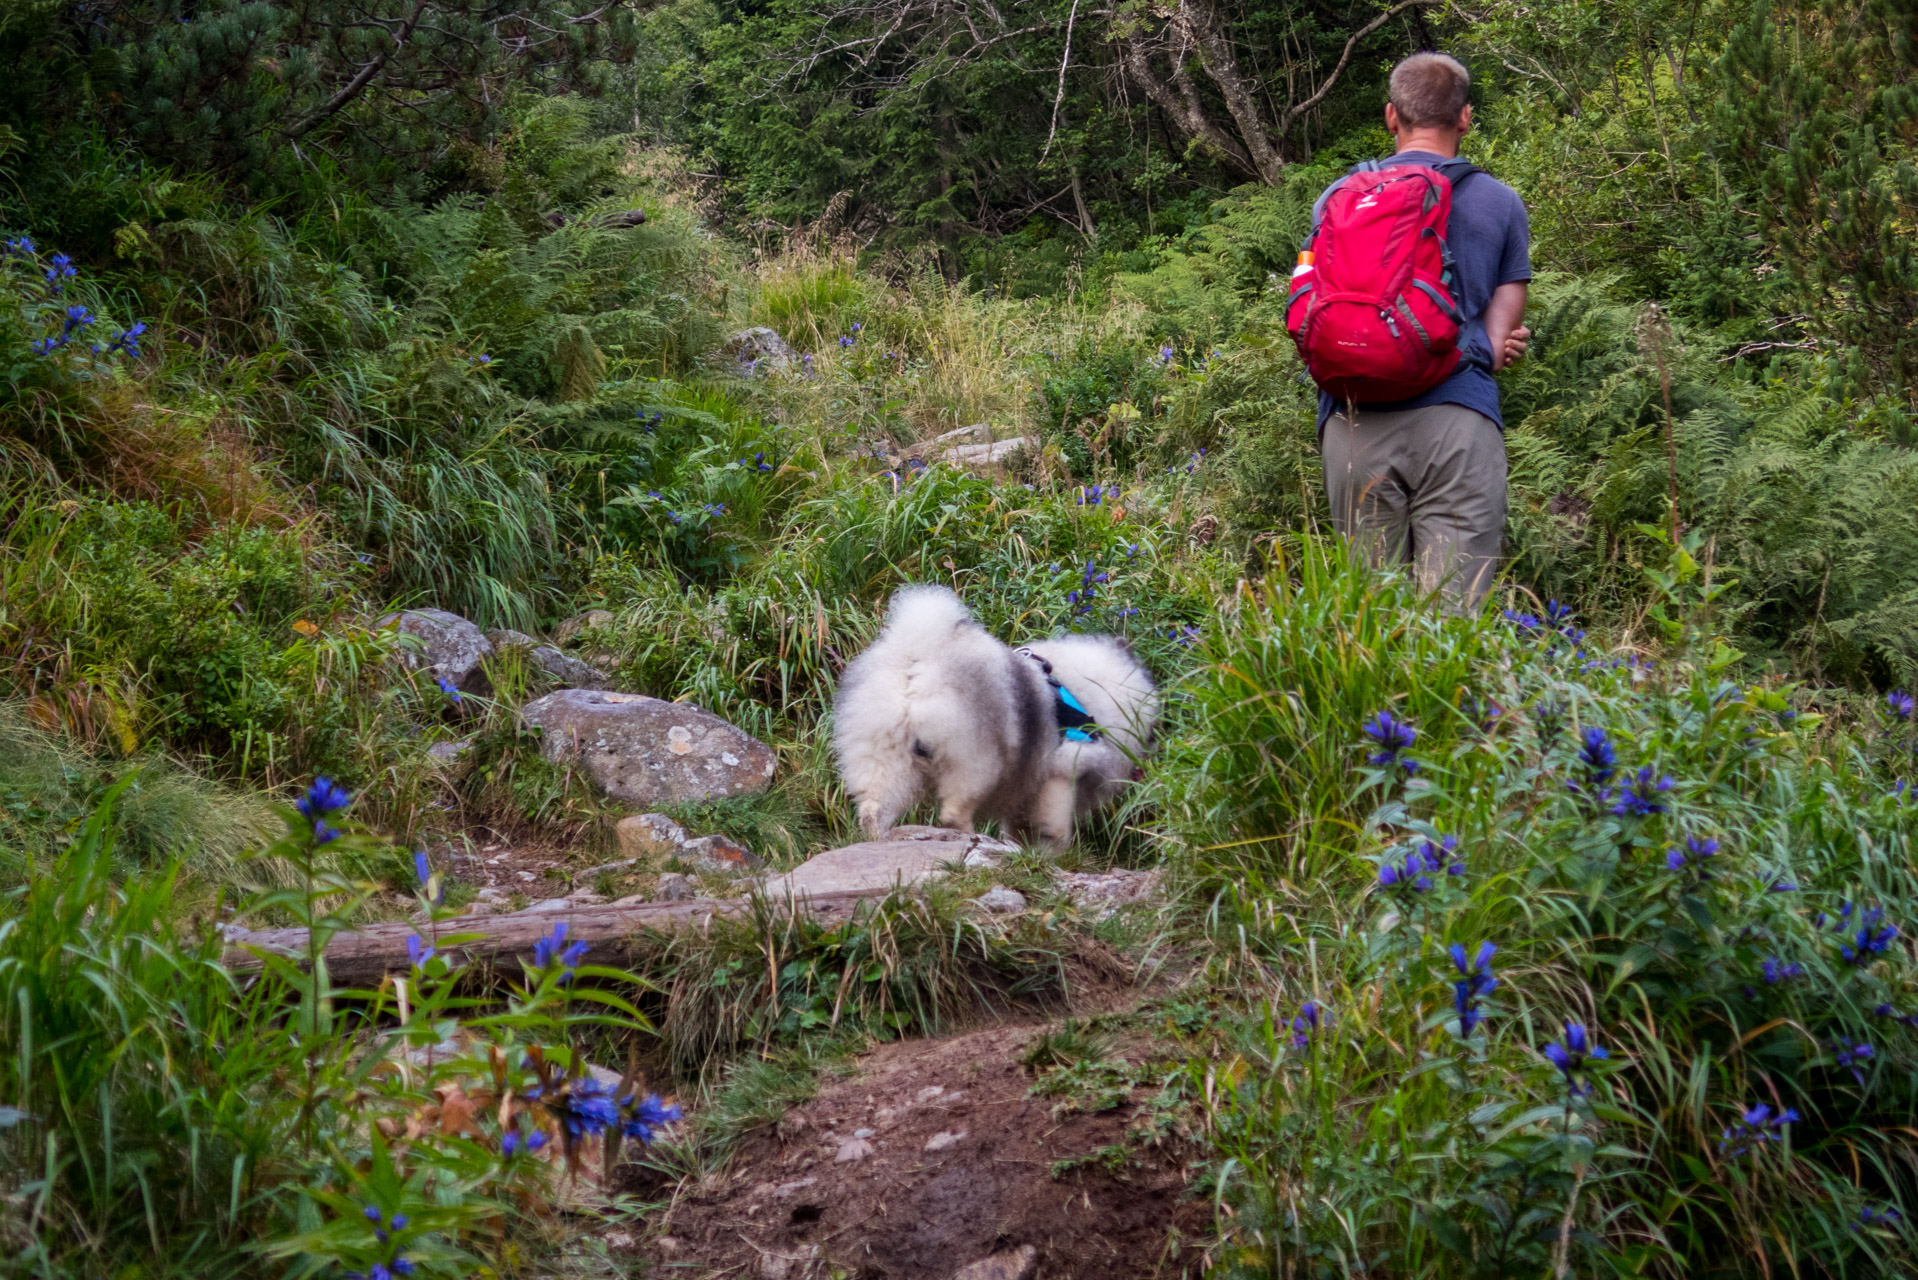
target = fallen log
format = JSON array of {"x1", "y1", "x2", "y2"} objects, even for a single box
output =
[{"x1": 222, "y1": 887, "x2": 894, "y2": 989}]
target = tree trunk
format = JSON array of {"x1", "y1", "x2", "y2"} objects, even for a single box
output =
[{"x1": 223, "y1": 887, "x2": 907, "y2": 990}]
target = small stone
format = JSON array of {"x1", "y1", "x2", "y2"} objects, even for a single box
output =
[
  {"x1": 682, "y1": 834, "x2": 763, "y2": 876},
  {"x1": 655, "y1": 1236, "x2": 682, "y2": 1255},
  {"x1": 951, "y1": 1244, "x2": 1040, "y2": 1280},
  {"x1": 963, "y1": 847, "x2": 1000, "y2": 870},
  {"x1": 527, "y1": 897, "x2": 573, "y2": 913},
  {"x1": 604, "y1": 1230, "x2": 635, "y2": 1251},
  {"x1": 923, "y1": 1129, "x2": 966, "y2": 1153},
  {"x1": 428, "y1": 739, "x2": 473, "y2": 762},
  {"x1": 617, "y1": 812, "x2": 689, "y2": 858},
  {"x1": 915, "y1": 1086, "x2": 946, "y2": 1103},
  {"x1": 553, "y1": 609, "x2": 615, "y2": 645},
  {"x1": 853, "y1": 1127, "x2": 875, "y2": 1139},
  {"x1": 719, "y1": 326, "x2": 796, "y2": 374},
  {"x1": 653, "y1": 872, "x2": 697, "y2": 902},
  {"x1": 475, "y1": 887, "x2": 509, "y2": 902},
  {"x1": 378, "y1": 608, "x2": 494, "y2": 692},
  {"x1": 771, "y1": 1177, "x2": 817, "y2": 1198},
  {"x1": 515, "y1": 871, "x2": 537, "y2": 883},
  {"x1": 973, "y1": 886, "x2": 1027, "y2": 914},
  {"x1": 834, "y1": 1136, "x2": 875, "y2": 1163}
]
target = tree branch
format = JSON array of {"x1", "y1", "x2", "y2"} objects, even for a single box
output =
[
  {"x1": 284, "y1": 0, "x2": 434, "y2": 138},
  {"x1": 1280, "y1": 0, "x2": 1433, "y2": 129}
]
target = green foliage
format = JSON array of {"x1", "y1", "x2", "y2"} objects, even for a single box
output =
[
  {"x1": 0, "y1": 783, "x2": 665, "y2": 1277},
  {"x1": 0, "y1": 0, "x2": 640, "y2": 198},
  {"x1": 1162, "y1": 543, "x2": 1918, "y2": 1275},
  {"x1": 633, "y1": 889, "x2": 1067, "y2": 1078}
]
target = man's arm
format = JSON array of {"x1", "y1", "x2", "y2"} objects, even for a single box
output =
[{"x1": 1486, "y1": 280, "x2": 1530, "y2": 370}]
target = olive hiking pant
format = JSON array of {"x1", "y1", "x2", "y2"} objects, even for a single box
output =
[{"x1": 1320, "y1": 402, "x2": 1507, "y2": 609}]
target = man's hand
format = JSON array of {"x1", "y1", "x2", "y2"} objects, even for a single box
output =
[{"x1": 1485, "y1": 280, "x2": 1530, "y2": 372}]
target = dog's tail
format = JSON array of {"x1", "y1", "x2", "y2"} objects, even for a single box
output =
[
  {"x1": 835, "y1": 586, "x2": 981, "y2": 835},
  {"x1": 880, "y1": 584, "x2": 976, "y2": 655}
]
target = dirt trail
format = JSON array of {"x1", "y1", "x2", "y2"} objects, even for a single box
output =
[{"x1": 644, "y1": 1019, "x2": 1205, "y2": 1279}]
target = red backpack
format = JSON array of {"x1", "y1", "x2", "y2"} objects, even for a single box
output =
[{"x1": 1285, "y1": 158, "x2": 1477, "y2": 403}]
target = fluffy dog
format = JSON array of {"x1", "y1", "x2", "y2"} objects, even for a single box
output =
[{"x1": 832, "y1": 585, "x2": 1159, "y2": 849}]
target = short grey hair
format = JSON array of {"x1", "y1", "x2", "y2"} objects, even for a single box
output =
[{"x1": 1389, "y1": 52, "x2": 1471, "y2": 129}]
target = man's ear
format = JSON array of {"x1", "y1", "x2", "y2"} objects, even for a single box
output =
[
  {"x1": 1385, "y1": 102, "x2": 1402, "y2": 135},
  {"x1": 1458, "y1": 103, "x2": 1473, "y2": 135}
]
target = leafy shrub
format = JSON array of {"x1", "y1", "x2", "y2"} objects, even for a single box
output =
[
  {"x1": 1162, "y1": 542, "x2": 1918, "y2": 1275},
  {"x1": 0, "y1": 782, "x2": 669, "y2": 1277}
]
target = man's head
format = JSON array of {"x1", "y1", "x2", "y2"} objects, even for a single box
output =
[{"x1": 1385, "y1": 52, "x2": 1472, "y2": 152}]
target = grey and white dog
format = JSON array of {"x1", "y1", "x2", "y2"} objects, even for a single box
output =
[{"x1": 833, "y1": 585, "x2": 1159, "y2": 849}]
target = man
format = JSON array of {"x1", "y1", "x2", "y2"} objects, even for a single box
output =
[{"x1": 1316, "y1": 52, "x2": 1531, "y2": 607}]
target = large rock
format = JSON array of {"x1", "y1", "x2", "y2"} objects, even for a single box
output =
[
  {"x1": 941, "y1": 437, "x2": 1033, "y2": 477},
  {"x1": 379, "y1": 608, "x2": 493, "y2": 691},
  {"x1": 719, "y1": 327, "x2": 796, "y2": 375},
  {"x1": 486, "y1": 629, "x2": 610, "y2": 690},
  {"x1": 520, "y1": 690, "x2": 776, "y2": 806},
  {"x1": 759, "y1": 827, "x2": 979, "y2": 899}
]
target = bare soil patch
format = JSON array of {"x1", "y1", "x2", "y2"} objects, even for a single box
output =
[{"x1": 645, "y1": 1022, "x2": 1204, "y2": 1279}]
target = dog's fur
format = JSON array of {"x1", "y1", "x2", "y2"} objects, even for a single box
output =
[{"x1": 833, "y1": 585, "x2": 1160, "y2": 848}]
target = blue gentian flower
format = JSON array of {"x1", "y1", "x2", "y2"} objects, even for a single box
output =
[
  {"x1": 1839, "y1": 906, "x2": 1898, "y2": 967},
  {"x1": 1449, "y1": 941, "x2": 1497, "y2": 1035},
  {"x1": 1541, "y1": 1021, "x2": 1609, "y2": 1095},
  {"x1": 99, "y1": 321, "x2": 146, "y2": 358},
  {"x1": 620, "y1": 1092, "x2": 683, "y2": 1142},
  {"x1": 436, "y1": 676, "x2": 461, "y2": 703},
  {"x1": 1288, "y1": 1001, "x2": 1322, "y2": 1050},
  {"x1": 540, "y1": 1076, "x2": 622, "y2": 1138},
  {"x1": 1609, "y1": 766, "x2": 1673, "y2": 817},
  {"x1": 1833, "y1": 1038, "x2": 1875, "y2": 1083},
  {"x1": 531, "y1": 921, "x2": 590, "y2": 982},
  {"x1": 1720, "y1": 1102, "x2": 1799, "y2": 1156},
  {"x1": 1502, "y1": 609, "x2": 1541, "y2": 631},
  {"x1": 502, "y1": 1126, "x2": 550, "y2": 1157},
  {"x1": 1461, "y1": 696, "x2": 1501, "y2": 732},
  {"x1": 1168, "y1": 625, "x2": 1200, "y2": 649},
  {"x1": 405, "y1": 934, "x2": 436, "y2": 970},
  {"x1": 1362, "y1": 711, "x2": 1418, "y2": 772},
  {"x1": 1857, "y1": 1205, "x2": 1902, "y2": 1230},
  {"x1": 1890, "y1": 690, "x2": 1915, "y2": 722},
  {"x1": 839, "y1": 334, "x2": 855, "y2": 348},
  {"x1": 299, "y1": 777, "x2": 352, "y2": 818},
  {"x1": 1575, "y1": 727, "x2": 1617, "y2": 787},
  {"x1": 1666, "y1": 834, "x2": 1716, "y2": 876},
  {"x1": 1761, "y1": 957, "x2": 1805, "y2": 984}
]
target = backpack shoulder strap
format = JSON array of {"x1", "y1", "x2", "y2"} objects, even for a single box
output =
[{"x1": 1432, "y1": 156, "x2": 1484, "y2": 190}]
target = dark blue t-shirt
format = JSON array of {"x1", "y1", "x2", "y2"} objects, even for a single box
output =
[{"x1": 1311, "y1": 151, "x2": 1532, "y2": 429}]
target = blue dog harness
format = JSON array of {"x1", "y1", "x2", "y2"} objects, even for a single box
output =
[{"x1": 1018, "y1": 648, "x2": 1100, "y2": 742}]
